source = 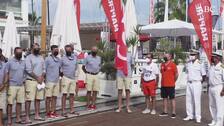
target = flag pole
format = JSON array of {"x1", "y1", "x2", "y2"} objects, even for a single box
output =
[
  {"x1": 186, "y1": 0, "x2": 188, "y2": 22},
  {"x1": 41, "y1": 0, "x2": 47, "y2": 55}
]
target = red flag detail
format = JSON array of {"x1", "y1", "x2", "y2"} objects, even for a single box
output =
[
  {"x1": 74, "y1": 0, "x2": 80, "y2": 31},
  {"x1": 189, "y1": 0, "x2": 212, "y2": 62},
  {"x1": 101, "y1": 0, "x2": 128, "y2": 76}
]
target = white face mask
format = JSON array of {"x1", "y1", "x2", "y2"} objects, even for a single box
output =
[
  {"x1": 146, "y1": 58, "x2": 151, "y2": 63},
  {"x1": 189, "y1": 56, "x2": 196, "y2": 61}
]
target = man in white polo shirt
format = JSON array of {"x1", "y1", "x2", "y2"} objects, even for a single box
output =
[{"x1": 141, "y1": 53, "x2": 159, "y2": 115}]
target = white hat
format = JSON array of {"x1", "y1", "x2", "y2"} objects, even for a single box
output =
[{"x1": 189, "y1": 49, "x2": 199, "y2": 55}]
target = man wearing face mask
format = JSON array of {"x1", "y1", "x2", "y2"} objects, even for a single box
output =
[
  {"x1": 141, "y1": 53, "x2": 159, "y2": 115},
  {"x1": 61, "y1": 44, "x2": 79, "y2": 117},
  {"x1": 25, "y1": 43, "x2": 46, "y2": 123},
  {"x1": 208, "y1": 52, "x2": 224, "y2": 126},
  {"x1": 0, "y1": 53, "x2": 7, "y2": 126},
  {"x1": 6, "y1": 47, "x2": 26, "y2": 125},
  {"x1": 183, "y1": 50, "x2": 206, "y2": 123},
  {"x1": 44, "y1": 45, "x2": 61, "y2": 119},
  {"x1": 83, "y1": 46, "x2": 101, "y2": 110},
  {"x1": 160, "y1": 53, "x2": 178, "y2": 118}
]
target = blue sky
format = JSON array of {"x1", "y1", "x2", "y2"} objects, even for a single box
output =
[{"x1": 28, "y1": 0, "x2": 150, "y2": 25}]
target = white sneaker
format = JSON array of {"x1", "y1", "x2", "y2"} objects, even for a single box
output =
[
  {"x1": 115, "y1": 109, "x2": 121, "y2": 113},
  {"x1": 208, "y1": 121, "x2": 216, "y2": 126},
  {"x1": 196, "y1": 119, "x2": 201, "y2": 123},
  {"x1": 142, "y1": 109, "x2": 150, "y2": 114},
  {"x1": 150, "y1": 110, "x2": 156, "y2": 115},
  {"x1": 183, "y1": 116, "x2": 193, "y2": 121}
]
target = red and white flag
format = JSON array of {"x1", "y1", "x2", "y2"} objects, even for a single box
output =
[
  {"x1": 101, "y1": 0, "x2": 128, "y2": 76},
  {"x1": 74, "y1": 0, "x2": 80, "y2": 31},
  {"x1": 189, "y1": 0, "x2": 212, "y2": 62}
]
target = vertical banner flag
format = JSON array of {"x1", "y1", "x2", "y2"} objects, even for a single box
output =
[
  {"x1": 102, "y1": 0, "x2": 128, "y2": 76},
  {"x1": 149, "y1": 0, "x2": 155, "y2": 24},
  {"x1": 189, "y1": 0, "x2": 212, "y2": 62},
  {"x1": 74, "y1": 0, "x2": 80, "y2": 31}
]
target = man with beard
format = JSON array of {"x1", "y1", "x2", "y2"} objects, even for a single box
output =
[
  {"x1": 45, "y1": 45, "x2": 61, "y2": 118},
  {"x1": 0, "y1": 50, "x2": 7, "y2": 126},
  {"x1": 6, "y1": 47, "x2": 26, "y2": 125},
  {"x1": 83, "y1": 46, "x2": 101, "y2": 110},
  {"x1": 61, "y1": 44, "x2": 79, "y2": 117},
  {"x1": 25, "y1": 43, "x2": 46, "y2": 123}
]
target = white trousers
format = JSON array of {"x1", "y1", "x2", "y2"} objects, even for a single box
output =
[
  {"x1": 186, "y1": 81, "x2": 202, "y2": 120},
  {"x1": 209, "y1": 85, "x2": 224, "y2": 126}
]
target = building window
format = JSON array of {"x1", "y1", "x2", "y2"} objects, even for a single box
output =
[{"x1": 0, "y1": 0, "x2": 22, "y2": 20}]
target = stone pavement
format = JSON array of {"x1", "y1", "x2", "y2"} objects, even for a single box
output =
[
  {"x1": 42, "y1": 93, "x2": 212, "y2": 126},
  {"x1": 4, "y1": 88, "x2": 210, "y2": 126}
]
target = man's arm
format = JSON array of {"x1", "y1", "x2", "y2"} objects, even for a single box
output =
[
  {"x1": 175, "y1": 65, "x2": 179, "y2": 82},
  {"x1": 220, "y1": 68, "x2": 224, "y2": 96},
  {"x1": 156, "y1": 74, "x2": 159, "y2": 88},
  {"x1": 25, "y1": 57, "x2": 39, "y2": 81}
]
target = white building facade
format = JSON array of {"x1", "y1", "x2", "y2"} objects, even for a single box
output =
[{"x1": 0, "y1": 0, "x2": 28, "y2": 27}]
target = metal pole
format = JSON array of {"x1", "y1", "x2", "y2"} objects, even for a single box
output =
[
  {"x1": 41, "y1": 0, "x2": 47, "y2": 54},
  {"x1": 186, "y1": 0, "x2": 188, "y2": 22},
  {"x1": 31, "y1": 0, "x2": 34, "y2": 46},
  {"x1": 47, "y1": 0, "x2": 50, "y2": 25}
]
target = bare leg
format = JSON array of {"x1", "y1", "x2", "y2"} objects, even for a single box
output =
[
  {"x1": 125, "y1": 90, "x2": 131, "y2": 111},
  {"x1": 45, "y1": 97, "x2": 51, "y2": 114},
  {"x1": 25, "y1": 101, "x2": 31, "y2": 122},
  {"x1": 171, "y1": 99, "x2": 176, "y2": 114},
  {"x1": 16, "y1": 103, "x2": 22, "y2": 122},
  {"x1": 92, "y1": 91, "x2": 97, "y2": 106},
  {"x1": 145, "y1": 96, "x2": 150, "y2": 109},
  {"x1": 163, "y1": 98, "x2": 168, "y2": 113},
  {"x1": 117, "y1": 90, "x2": 123, "y2": 110},
  {"x1": 86, "y1": 91, "x2": 91, "y2": 106},
  {"x1": 61, "y1": 94, "x2": 67, "y2": 114},
  {"x1": 75, "y1": 84, "x2": 79, "y2": 97},
  {"x1": 7, "y1": 104, "x2": 12, "y2": 125},
  {"x1": 35, "y1": 99, "x2": 41, "y2": 119},
  {"x1": 0, "y1": 109, "x2": 3, "y2": 126},
  {"x1": 151, "y1": 96, "x2": 156, "y2": 110},
  {"x1": 69, "y1": 94, "x2": 74, "y2": 113},
  {"x1": 52, "y1": 96, "x2": 57, "y2": 113}
]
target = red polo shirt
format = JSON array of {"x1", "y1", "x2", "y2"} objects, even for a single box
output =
[{"x1": 161, "y1": 61, "x2": 178, "y2": 87}]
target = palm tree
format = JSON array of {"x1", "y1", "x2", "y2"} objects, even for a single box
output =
[
  {"x1": 28, "y1": 12, "x2": 41, "y2": 25},
  {"x1": 154, "y1": 0, "x2": 186, "y2": 22},
  {"x1": 28, "y1": 12, "x2": 41, "y2": 45}
]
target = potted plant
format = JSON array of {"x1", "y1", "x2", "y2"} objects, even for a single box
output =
[{"x1": 97, "y1": 40, "x2": 118, "y2": 97}]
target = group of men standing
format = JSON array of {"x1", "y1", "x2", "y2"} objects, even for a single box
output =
[
  {"x1": 0, "y1": 44, "x2": 223, "y2": 126},
  {"x1": 139, "y1": 50, "x2": 224, "y2": 126},
  {"x1": 0, "y1": 43, "x2": 102, "y2": 126},
  {"x1": 183, "y1": 50, "x2": 224, "y2": 126}
]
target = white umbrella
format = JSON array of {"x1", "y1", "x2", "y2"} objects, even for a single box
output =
[
  {"x1": 123, "y1": 0, "x2": 138, "y2": 57},
  {"x1": 2, "y1": 12, "x2": 19, "y2": 58},
  {"x1": 141, "y1": 19, "x2": 223, "y2": 37},
  {"x1": 124, "y1": 0, "x2": 138, "y2": 39},
  {"x1": 50, "y1": 0, "x2": 81, "y2": 51},
  {"x1": 164, "y1": 0, "x2": 169, "y2": 21},
  {"x1": 141, "y1": 19, "x2": 196, "y2": 37}
]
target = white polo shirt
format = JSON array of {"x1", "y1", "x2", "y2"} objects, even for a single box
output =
[{"x1": 141, "y1": 62, "x2": 159, "y2": 81}]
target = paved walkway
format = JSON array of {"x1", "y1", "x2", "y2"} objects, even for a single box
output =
[{"x1": 41, "y1": 93, "x2": 212, "y2": 126}]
